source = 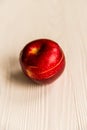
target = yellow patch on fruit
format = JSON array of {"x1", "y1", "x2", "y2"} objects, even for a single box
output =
[
  {"x1": 26, "y1": 69, "x2": 33, "y2": 78},
  {"x1": 29, "y1": 48, "x2": 40, "y2": 54}
]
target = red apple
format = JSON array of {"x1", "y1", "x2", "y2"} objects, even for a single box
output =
[{"x1": 20, "y1": 39, "x2": 65, "y2": 84}]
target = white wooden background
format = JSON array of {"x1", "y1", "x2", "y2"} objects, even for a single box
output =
[{"x1": 0, "y1": 0, "x2": 87, "y2": 129}]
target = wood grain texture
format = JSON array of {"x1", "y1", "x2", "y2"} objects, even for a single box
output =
[{"x1": 0, "y1": 0, "x2": 87, "y2": 129}]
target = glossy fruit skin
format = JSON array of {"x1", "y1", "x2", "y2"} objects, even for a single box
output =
[{"x1": 20, "y1": 39, "x2": 65, "y2": 84}]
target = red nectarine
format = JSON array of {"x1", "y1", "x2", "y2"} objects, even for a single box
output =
[{"x1": 20, "y1": 39, "x2": 65, "y2": 83}]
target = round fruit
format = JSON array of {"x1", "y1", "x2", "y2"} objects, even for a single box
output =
[{"x1": 20, "y1": 39, "x2": 65, "y2": 83}]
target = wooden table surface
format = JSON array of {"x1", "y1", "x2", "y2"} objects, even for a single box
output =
[{"x1": 0, "y1": 0, "x2": 87, "y2": 129}]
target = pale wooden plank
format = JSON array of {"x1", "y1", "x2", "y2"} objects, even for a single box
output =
[{"x1": 0, "y1": 0, "x2": 87, "y2": 130}]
